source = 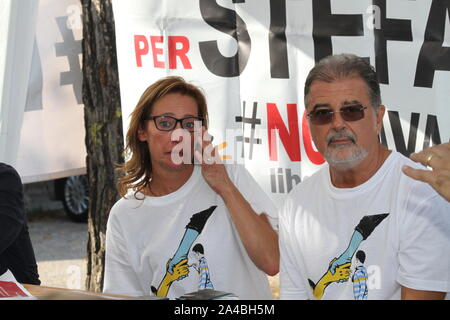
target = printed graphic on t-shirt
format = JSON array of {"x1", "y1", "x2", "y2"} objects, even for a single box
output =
[
  {"x1": 308, "y1": 213, "x2": 389, "y2": 300},
  {"x1": 352, "y1": 252, "x2": 368, "y2": 300},
  {"x1": 151, "y1": 205, "x2": 217, "y2": 297},
  {"x1": 191, "y1": 243, "x2": 214, "y2": 290}
]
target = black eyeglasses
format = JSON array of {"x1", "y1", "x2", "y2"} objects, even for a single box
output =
[
  {"x1": 146, "y1": 115, "x2": 204, "y2": 132},
  {"x1": 307, "y1": 105, "x2": 368, "y2": 125}
]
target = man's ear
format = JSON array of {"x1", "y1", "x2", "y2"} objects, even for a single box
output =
[{"x1": 375, "y1": 105, "x2": 386, "y2": 135}]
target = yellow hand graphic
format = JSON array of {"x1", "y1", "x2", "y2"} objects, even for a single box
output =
[
  {"x1": 312, "y1": 258, "x2": 351, "y2": 300},
  {"x1": 322, "y1": 261, "x2": 351, "y2": 283},
  {"x1": 155, "y1": 259, "x2": 189, "y2": 297},
  {"x1": 166, "y1": 259, "x2": 190, "y2": 282}
]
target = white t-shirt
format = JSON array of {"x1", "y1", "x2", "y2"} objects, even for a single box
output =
[
  {"x1": 103, "y1": 164, "x2": 278, "y2": 300},
  {"x1": 279, "y1": 151, "x2": 450, "y2": 300}
]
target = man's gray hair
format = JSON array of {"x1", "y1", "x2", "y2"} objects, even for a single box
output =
[{"x1": 304, "y1": 54, "x2": 382, "y2": 109}]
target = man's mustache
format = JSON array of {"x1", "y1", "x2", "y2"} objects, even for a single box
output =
[{"x1": 327, "y1": 131, "x2": 356, "y2": 145}]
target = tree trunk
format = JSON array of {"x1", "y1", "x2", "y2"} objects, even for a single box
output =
[{"x1": 81, "y1": 0, "x2": 124, "y2": 292}]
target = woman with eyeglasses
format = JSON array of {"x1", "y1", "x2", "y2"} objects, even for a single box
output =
[{"x1": 103, "y1": 76, "x2": 279, "y2": 299}]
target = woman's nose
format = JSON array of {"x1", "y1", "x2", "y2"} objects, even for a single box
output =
[{"x1": 174, "y1": 121, "x2": 184, "y2": 130}]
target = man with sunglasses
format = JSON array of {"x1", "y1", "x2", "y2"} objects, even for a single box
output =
[{"x1": 279, "y1": 54, "x2": 450, "y2": 300}]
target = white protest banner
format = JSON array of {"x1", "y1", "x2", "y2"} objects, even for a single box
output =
[{"x1": 112, "y1": 0, "x2": 450, "y2": 205}]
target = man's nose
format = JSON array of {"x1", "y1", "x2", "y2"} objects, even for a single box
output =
[{"x1": 330, "y1": 111, "x2": 347, "y2": 129}]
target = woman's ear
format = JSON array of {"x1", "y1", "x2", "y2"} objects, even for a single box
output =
[{"x1": 137, "y1": 127, "x2": 148, "y2": 142}]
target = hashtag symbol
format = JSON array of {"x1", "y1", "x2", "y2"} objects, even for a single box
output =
[
  {"x1": 55, "y1": 16, "x2": 82, "y2": 105},
  {"x1": 235, "y1": 101, "x2": 262, "y2": 160}
]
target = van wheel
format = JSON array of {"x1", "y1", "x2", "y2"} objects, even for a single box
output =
[{"x1": 62, "y1": 175, "x2": 89, "y2": 223}]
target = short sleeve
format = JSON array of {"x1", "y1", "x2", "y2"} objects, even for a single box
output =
[
  {"x1": 397, "y1": 191, "x2": 450, "y2": 293},
  {"x1": 279, "y1": 197, "x2": 309, "y2": 300},
  {"x1": 227, "y1": 164, "x2": 279, "y2": 230},
  {"x1": 103, "y1": 205, "x2": 145, "y2": 297}
]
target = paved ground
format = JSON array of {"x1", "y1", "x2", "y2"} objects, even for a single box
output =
[
  {"x1": 25, "y1": 181, "x2": 88, "y2": 290},
  {"x1": 28, "y1": 210, "x2": 88, "y2": 290},
  {"x1": 24, "y1": 181, "x2": 280, "y2": 297}
]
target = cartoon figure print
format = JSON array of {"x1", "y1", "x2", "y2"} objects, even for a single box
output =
[
  {"x1": 151, "y1": 206, "x2": 216, "y2": 297},
  {"x1": 190, "y1": 243, "x2": 214, "y2": 290},
  {"x1": 352, "y1": 250, "x2": 368, "y2": 300},
  {"x1": 308, "y1": 213, "x2": 389, "y2": 300}
]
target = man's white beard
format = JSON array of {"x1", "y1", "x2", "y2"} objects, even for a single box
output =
[
  {"x1": 325, "y1": 143, "x2": 368, "y2": 170},
  {"x1": 324, "y1": 130, "x2": 368, "y2": 170}
]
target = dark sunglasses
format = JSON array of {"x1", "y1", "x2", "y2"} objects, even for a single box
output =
[
  {"x1": 307, "y1": 105, "x2": 368, "y2": 125},
  {"x1": 146, "y1": 115, "x2": 204, "y2": 132}
]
